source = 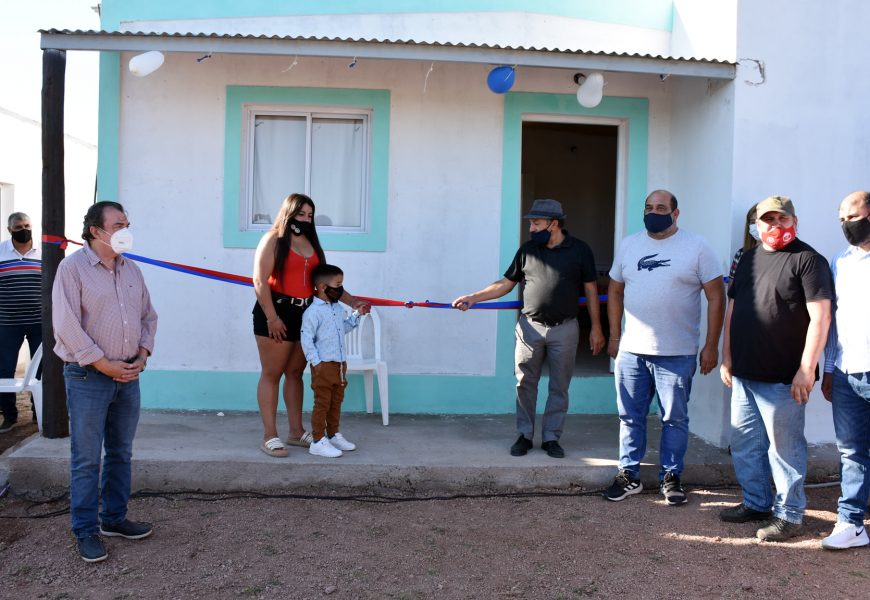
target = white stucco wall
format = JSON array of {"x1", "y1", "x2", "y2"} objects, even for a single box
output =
[
  {"x1": 667, "y1": 76, "x2": 736, "y2": 447},
  {"x1": 670, "y1": 0, "x2": 737, "y2": 61},
  {"x1": 115, "y1": 53, "x2": 672, "y2": 378},
  {"x1": 0, "y1": 108, "x2": 96, "y2": 244},
  {"x1": 727, "y1": 0, "x2": 870, "y2": 444}
]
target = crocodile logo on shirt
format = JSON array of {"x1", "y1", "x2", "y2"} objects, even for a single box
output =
[{"x1": 637, "y1": 253, "x2": 671, "y2": 272}]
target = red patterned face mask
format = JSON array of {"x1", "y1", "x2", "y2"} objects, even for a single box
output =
[{"x1": 762, "y1": 225, "x2": 796, "y2": 250}]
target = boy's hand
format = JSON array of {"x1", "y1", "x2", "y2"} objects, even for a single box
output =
[{"x1": 351, "y1": 298, "x2": 371, "y2": 315}]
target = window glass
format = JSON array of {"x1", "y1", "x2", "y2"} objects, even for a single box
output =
[{"x1": 251, "y1": 115, "x2": 306, "y2": 224}]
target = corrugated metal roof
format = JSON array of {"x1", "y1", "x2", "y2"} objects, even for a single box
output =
[{"x1": 39, "y1": 29, "x2": 736, "y2": 78}]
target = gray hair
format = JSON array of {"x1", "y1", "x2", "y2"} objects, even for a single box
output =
[{"x1": 7, "y1": 212, "x2": 29, "y2": 227}]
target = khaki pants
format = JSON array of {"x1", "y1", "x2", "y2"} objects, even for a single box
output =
[{"x1": 310, "y1": 361, "x2": 347, "y2": 441}]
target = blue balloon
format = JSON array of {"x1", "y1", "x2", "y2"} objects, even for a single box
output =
[{"x1": 487, "y1": 66, "x2": 515, "y2": 94}]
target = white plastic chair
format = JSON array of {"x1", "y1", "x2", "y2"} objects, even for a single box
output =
[
  {"x1": 0, "y1": 344, "x2": 43, "y2": 432},
  {"x1": 345, "y1": 307, "x2": 389, "y2": 425}
]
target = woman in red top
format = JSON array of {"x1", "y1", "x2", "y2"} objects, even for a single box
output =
[{"x1": 252, "y1": 193, "x2": 367, "y2": 457}]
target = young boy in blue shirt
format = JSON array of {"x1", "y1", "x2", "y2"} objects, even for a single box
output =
[{"x1": 301, "y1": 264, "x2": 368, "y2": 457}]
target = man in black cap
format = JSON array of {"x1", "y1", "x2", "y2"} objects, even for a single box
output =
[{"x1": 453, "y1": 199, "x2": 604, "y2": 458}]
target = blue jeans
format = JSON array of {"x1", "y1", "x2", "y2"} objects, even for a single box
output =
[
  {"x1": 615, "y1": 352, "x2": 696, "y2": 479},
  {"x1": 730, "y1": 377, "x2": 807, "y2": 523},
  {"x1": 0, "y1": 323, "x2": 42, "y2": 422},
  {"x1": 832, "y1": 369, "x2": 870, "y2": 526},
  {"x1": 65, "y1": 363, "x2": 141, "y2": 539}
]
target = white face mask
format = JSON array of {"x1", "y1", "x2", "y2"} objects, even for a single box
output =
[
  {"x1": 98, "y1": 227, "x2": 134, "y2": 253},
  {"x1": 748, "y1": 223, "x2": 760, "y2": 241}
]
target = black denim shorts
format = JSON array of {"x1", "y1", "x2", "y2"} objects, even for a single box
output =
[{"x1": 252, "y1": 293, "x2": 310, "y2": 341}]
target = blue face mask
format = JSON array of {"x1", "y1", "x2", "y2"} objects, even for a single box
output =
[
  {"x1": 643, "y1": 212, "x2": 673, "y2": 234},
  {"x1": 530, "y1": 229, "x2": 551, "y2": 245}
]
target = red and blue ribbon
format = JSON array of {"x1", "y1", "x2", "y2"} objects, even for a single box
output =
[{"x1": 43, "y1": 235, "x2": 607, "y2": 308}]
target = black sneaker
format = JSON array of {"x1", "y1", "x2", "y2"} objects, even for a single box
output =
[
  {"x1": 510, "y1": 435, "x2": 533, "y2": 456},
  {"x1": 756, "y1": 517, "x2": 803, "y2": 542},
  {"x1": 603, "y1": 470, "x2": 643, "y2": 501},
  {"x1": 0, "y1": 418, "x2": 16, "y2": 434},
  {"x1": 660, "y1": 472, "x2": 687, "y2": 505},
  {"x1": 100, "y1": 519, "x2": 153, "y2": 540},
  {"x1": 719, "y1": 503, "x2": 773, "y2": 523},
  {"x1": 77, "y1": 535, "x2": 108, "y2": 563},
  {"x1": 541, "y1": 440, "x2": 565, "y2": 459}
]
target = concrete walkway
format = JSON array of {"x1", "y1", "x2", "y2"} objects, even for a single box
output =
[{"x1": 0, "y1": 411, "x2": 841, "y2": 493}]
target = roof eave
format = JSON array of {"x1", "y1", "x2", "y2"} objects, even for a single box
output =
[{"x1": 39, "y1": 30, "x2": 736, "y2": 80}]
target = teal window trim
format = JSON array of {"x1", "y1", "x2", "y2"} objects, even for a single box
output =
[
  {"x1": 496, "y1": 92, "x2": 649, "y2": 370},
  {"x1": 223, "y1": 86, "x2": 390, "y2": 251},
  {"x1": 97, "y1": 52, "x2": 121, "y2": 201}
]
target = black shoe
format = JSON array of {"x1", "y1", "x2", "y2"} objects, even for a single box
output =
[
  {"x1": 719, "y1": 503, "x2": 773, "y2": 523},
  {"x1": 77, "y1": 535, "x2": 108, "y2": 563},
  {"x1": 541, "y1": 440, "x2": 565, "y2": 459},
  {"x1": 100, "y1": 519, "x2": 153, "y2": 540},
  {"x1": 0, "y1": 418, "x2": 16, "y2": 434},
  {"x1": 756, "y1": 517, "x2": 803, "y2": 541},
  {"x1": 660, "y1": 472, "x2": 687, "y2": 505},
  {"x1": 603, "y1": 470, "x2": 643, "y2": 501},
  {"x1": 510, "y1": 435, "x2": 533, "y2": 456}
]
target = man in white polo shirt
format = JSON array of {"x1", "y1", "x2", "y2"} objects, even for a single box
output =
[{"x1": 820, "y1": 191, "x2": 870, "y2": 550}]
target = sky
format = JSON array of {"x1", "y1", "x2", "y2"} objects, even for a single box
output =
[{"x1": 0, "y1": 0, "x2": 101, "y2": 142}]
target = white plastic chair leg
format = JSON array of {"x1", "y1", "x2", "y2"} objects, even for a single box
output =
[
  {"x1": 364, "y1": 371, "x2": 374, "y2": 414},
  {"x1": 376, "y1": 362, "x2": 389, "y2": 426},
  {"x1": 31, "y1": 386, "x2": 43, "y2": 433}
]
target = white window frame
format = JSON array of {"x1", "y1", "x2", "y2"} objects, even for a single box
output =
[{"x1": 240, "y1": 103, "x2": 372, "y2": 233}]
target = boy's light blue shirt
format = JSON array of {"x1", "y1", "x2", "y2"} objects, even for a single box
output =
[{"x1": 300, "y1": 297, "x2": 361, "y2": 367}]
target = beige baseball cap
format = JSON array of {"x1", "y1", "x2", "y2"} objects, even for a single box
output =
[{"x1": 756, "y1": 195, "x2": 795, "y2": 218}]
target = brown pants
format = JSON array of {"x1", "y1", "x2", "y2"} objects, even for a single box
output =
[{"x1": 310, "y1": 361, "x2": 347, "y2": 441}]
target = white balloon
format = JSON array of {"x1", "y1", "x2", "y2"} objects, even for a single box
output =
[
  {"x1": 129, "y1": 51, "x2": 165, "y2": 77},
  {"x1": 576, "y1": 72, "x2": 604, "y2": 108}
]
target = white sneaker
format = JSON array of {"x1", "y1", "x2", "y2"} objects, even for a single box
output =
[
  {"x1": 329, "y1": 432, "x2": 356, "y2": 451},
  {"x1": 821, "y1": 521, "x2": 870, "y2": 550},
  {"x1": 308, "y1": 437, "x2": 342, "y2": 458}
]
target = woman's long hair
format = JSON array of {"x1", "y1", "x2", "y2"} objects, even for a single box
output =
[
  {"x1": 271, "y1": 193, "x2": 326, "y2": 284},
  {"x1": 742, "y1": 205, "x2": 759, "y2": 252}
]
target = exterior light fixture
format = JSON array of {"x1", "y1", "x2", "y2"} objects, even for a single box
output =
[
  {"x1": 129, "y1": 51, "x2": 165, "y2": 77},
  {"x1": 574, "y1": 72, "x2": 605, "y2": 108}
]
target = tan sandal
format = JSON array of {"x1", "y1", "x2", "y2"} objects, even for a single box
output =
[
  {"x1": 286, "y1": 431, "x2": 313, "y2": 448},
  {"x1": 260, "y1": 437, "x2": 288, "y2": 457}
]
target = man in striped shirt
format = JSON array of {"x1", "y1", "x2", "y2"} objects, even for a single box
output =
[
  {"x1": 52, "y1": 201, "x2": 158, "y2": 563},
  {"x1": 0, "y1": 212, "x2": 41, "y2": 433}
]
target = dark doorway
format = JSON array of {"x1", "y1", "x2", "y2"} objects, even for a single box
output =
[{"x1": 521, "y1": 121, "x2": 618, "y2": 375}]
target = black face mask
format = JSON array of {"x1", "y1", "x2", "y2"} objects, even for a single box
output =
[
  {"x1": 11, "y1": 228, "x2": 32, "y2": 244},
  {"x1": 289, "y1": 218, "x2": 313, "y2": 236},
  {"x1": 842, "y1": 217, "x2": 870, "y2": 246},
  {"x1": 643, "y1": 212, "x2": 673, "y2": 234},
  {"x1": 324, "y1": 285, "x2": 344, "y2": 303}
]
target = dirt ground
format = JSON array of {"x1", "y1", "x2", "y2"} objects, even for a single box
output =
[
  {"x1": 0, "y1": 392, "x2": 39, "y2": 456},
  {"x1": 1, "y1": 483, "x2": 868, "y2": 600}
]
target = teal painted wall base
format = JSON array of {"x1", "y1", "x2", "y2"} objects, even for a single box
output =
[{"x1": 140, "y1": 370, "x2": 617, "y2": 414}]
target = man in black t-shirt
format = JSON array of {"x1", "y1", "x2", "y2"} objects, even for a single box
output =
[
  {"x1": 719, "y1": 195, "x2": 833, "y2": 542},
  {"x1": 453, "y1": 199, "x2": 604, "y2": 458}
]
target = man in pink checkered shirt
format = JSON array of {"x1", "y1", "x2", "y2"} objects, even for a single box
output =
[{"x1": 52, "y1": 201, "x2": 157, "y2": 563}]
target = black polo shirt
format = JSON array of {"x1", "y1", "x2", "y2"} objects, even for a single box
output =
[{"x1": 504, "y1": 232, "x2": 597, "y2": 324}]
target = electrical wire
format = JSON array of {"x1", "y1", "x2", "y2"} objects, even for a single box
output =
[{"x1": 0, "y1": 481, "x2": 842, "y2": 520}]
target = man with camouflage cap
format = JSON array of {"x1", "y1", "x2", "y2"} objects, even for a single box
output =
[{"x1": 720, "y1": 195, "x2": 833, "y2": 542}]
